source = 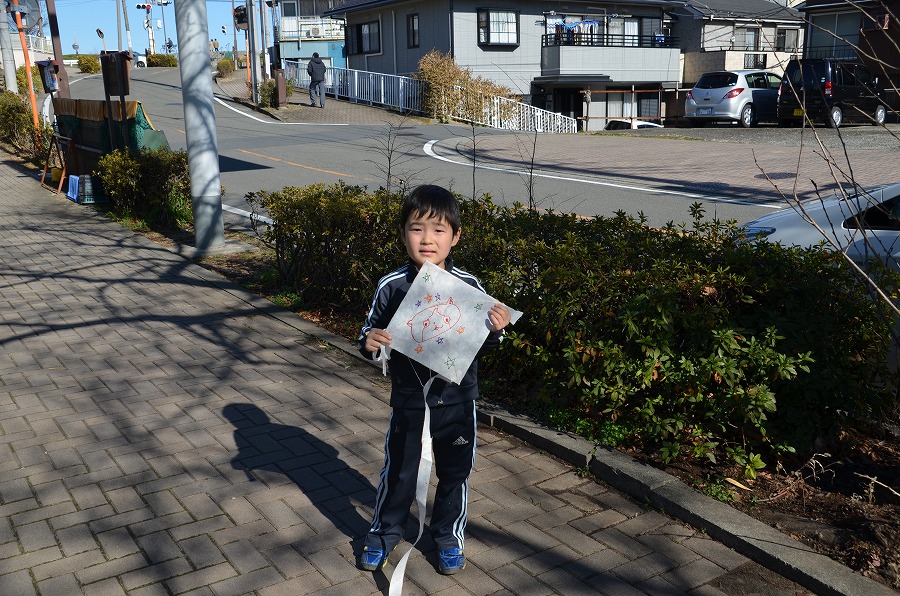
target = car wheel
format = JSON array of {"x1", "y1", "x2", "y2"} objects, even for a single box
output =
[
  {"x1": 826, "y1": 106, "x2": 842, "y2": 129},
  {"x1": 874, "y1": 104, "x2": 886, "y2": 126},
  {"x1": 135, "y1": 62, "x2": 145, "y2": 68},
  {"x1": 689, "y1": 119, "x2": 707, "y2": 128},
  {"x1": 739, "y1": 104, "x2": 754, "y2": 128}
]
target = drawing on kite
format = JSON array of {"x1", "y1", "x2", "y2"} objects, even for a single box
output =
[{"x1": 407, "y1": 298, "x2": 463, "y2": 344}]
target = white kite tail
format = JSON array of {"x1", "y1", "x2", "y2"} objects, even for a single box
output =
[{"x1": 388, "y1": 376, "x2": 435, "y2": 596}]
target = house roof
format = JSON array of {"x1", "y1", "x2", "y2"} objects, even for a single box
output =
[{"x1": 674, "y1": 0, "x2": 802, "y2": 21}]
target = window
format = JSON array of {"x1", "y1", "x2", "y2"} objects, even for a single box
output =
[
  {"x1": 775, "y1": 29, "x2": 799, "y2": 52},
  {"x1": 734, "y1": 27, "x2": 760, "y2": 50},
  {"x1": 282, "y1": 1, "x2": 297, "y2": 18},
  {"x1": 347, "y1": 20, "x2": 380, "y2": 54},
  {"x1": 477, "y1": 9, "x2": 519, "y2": 46},
  {"x1": 407, "y1": 14, "x2": 419, "y2": 48}
]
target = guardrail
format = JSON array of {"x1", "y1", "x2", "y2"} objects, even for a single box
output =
[{"x1": 284, "y1": 60, "x2": 576, "y2": 134}]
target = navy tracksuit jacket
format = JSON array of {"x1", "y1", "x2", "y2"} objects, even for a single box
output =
[{"x1": 358, "y1": 258, "x2": 503, "y2": 552}]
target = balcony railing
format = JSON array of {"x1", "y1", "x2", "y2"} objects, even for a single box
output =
[
  {"x1": 26, "y1": 35, "x2": 54, "y2": 54},
  {"x1": 541, "y1": 33, "x2": 677, "y2": 48},
  {"x1": 804, "y1": 45, "x2": 859, "y2": 60}
]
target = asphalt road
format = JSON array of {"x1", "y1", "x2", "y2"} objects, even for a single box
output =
[{"x1": 62, "y1": 67, "x2": 900, "y2": 231}]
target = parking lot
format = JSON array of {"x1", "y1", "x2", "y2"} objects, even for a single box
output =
[{"x1": 628, "y1": 120, "x2": 900, "y2": 150}]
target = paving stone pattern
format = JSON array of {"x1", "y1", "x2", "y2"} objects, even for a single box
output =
[{"x1": 0, "y1": 152, "x2": 816, "y2": 595}]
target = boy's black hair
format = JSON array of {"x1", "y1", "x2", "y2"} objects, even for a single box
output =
[{"x1": 400, "y1": 185, "x2": 461, "y2": 233}]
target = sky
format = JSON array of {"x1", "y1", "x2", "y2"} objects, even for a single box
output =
[{"x1": 52, "y1": 0, "x2": 244, "y2": 56}]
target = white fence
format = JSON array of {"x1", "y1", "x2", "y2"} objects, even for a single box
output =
[{"x1": 284, "y1": 60, "x2": 576, "y2": 134}]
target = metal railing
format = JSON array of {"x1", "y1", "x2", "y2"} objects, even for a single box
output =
[
  {"x1": 26, "y1": 35, "x2": 54, "y2": 54},
  {"x1": 541, "y1": 33, "x2": 677, "y2": 48},
  {"x1": 284, "y1": 60, "x2": 577, "y2": 133}
]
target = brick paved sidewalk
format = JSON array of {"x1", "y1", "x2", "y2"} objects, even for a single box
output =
[{"x1": 0, "y1": 152, "x2": 815, "y2": 596}]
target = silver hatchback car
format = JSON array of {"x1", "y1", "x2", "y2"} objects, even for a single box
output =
[{"x1": 685, "y1": 70, "x2": 783, "y2": 128}]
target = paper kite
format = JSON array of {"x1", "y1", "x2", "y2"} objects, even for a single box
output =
[{"x1": 384, "y1": 261, "x2": 523, "y2": 384}]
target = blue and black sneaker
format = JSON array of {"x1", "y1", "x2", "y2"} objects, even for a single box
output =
[
  {"x1": 438, "y1": 548, "x2": 466, "y2": 575},
  {"x1": 357, "y1": 546, "x2": 389, "y2": 572}
]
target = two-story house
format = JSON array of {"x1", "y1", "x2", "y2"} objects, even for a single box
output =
[
  {"x1": 277, "y1": 0, "x2": 347, "y2": 68},
  {"x1": 799, "y1": 0, "x2": 900, "y2": 114},
  {"x1": 325, "y1": 0, "x2": 683, "y2": 129},
  {"x1": 668, "y1": 0, "x2": 804, "y2": 86}
]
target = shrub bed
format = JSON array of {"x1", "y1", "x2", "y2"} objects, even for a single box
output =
[
  {"x1": 248, "y1": 184, "x2": 898, "y2": 475},
  {"x1": 147, "y1": 53, "x2": 178, "y2": 67},
  {"x1": 96, "y1": 148, "x2": 192, "y2": 228}
]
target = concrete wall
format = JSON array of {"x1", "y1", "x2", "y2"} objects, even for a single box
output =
[{"x1": 344, "y1": 0, "x2": 452, "y2": 77}]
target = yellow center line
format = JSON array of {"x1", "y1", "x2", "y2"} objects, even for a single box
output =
[{"x1": 238, "y1": 149, "x2": 370, "y2": 180}]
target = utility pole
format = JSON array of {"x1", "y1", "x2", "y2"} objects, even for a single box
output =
[
  {"x1": 0, "y1": 23, "x2": 19, "y2": 94},
  {"x1": 116, "y1": 0, "x2": 123, "y2": 50},
  {"x1": 258, "y1": 0, "x2": 269, "y2": 79},
  {"x1": 231, "y1": 0, "x2": 238, "y2": 62},
  {"x1": 246, "y1": 0, "x2": 259, "y2": 102},
  {"x1": 122, "y1": 0, "x2": 134, "y2": 56},
  {"x1": 158, "y1": 0, "x2": 170, "y2": 53},
  {"x1": 173, "y1": 0, "x2": 225, "y2": 252}
]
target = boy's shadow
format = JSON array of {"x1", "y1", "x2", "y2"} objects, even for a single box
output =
[{"x1": 223, "y1": 403, "x2": 375, "y2": 545}]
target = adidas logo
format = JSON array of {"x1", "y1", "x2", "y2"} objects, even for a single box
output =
[{"x1": 452, "y1": 436, "x2": 469, "y2": 446}]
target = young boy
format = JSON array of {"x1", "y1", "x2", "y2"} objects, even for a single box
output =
[{"x1": 357, "y1": 185, "x2": 511, "y2": 575}]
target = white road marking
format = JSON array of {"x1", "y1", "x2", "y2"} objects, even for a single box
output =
[
  {"x1": 213, "y1": 96, "x2": 349, "y2": 126},
  {"x1": 423, "y1": 140, "x2": 783, "y2": 209}
]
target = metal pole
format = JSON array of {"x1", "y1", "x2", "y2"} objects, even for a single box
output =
[
  {"x1": 45, "y1": 0, "x2": 71, "y2": 98},
  {"x1": 116, "y1": 0, "x2": 123, "y2": 51},
  {"x1": 246, "y1": 0, "x2": 259, "y2": 102},
  {"x1": 174, "y1": 0, "x2": 225, "y2": 251},
  {"x1": 232, "y1": 0, "x2": 238, "y2": 61},
  {"x1": 159, "y1": 0, "x2": 169, "y2": 52},
  {"x1": 122, "y1": 0, "x2": 134, "y2": 56},
  {"x1": 10, "y1": 0, "x2": 39, "y2": 131},
  {"x1": 259, "y1": 0, "x2": 269, "y2": 79},
  {"x1": 0, "y1": 24, "x2": 19, "y2": 94}
]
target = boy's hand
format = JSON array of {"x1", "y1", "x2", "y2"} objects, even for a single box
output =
[
  {"x1": 364, "y1": 328, "x2": 392, "y2": 353},
  {"x1": 488, "y1": 304, "x2": 512, "y2": 332}
]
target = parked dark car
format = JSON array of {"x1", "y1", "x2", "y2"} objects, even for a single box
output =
[{"x1": 777, "y1": 58, "x2": 887, "y2": 128}]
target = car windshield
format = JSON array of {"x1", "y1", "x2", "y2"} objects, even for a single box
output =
[{"x1": 695, "y1": 73, "x2": 738, "y2": 89}]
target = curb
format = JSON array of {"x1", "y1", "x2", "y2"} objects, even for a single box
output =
[{"x1": 172, "y1": 248, "x2": 896, "y2": 596}]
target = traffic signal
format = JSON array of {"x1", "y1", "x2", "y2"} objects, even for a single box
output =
[
  {"x1": 135, "y1": 3, "x2": 151, "y2": 10},
  {"x1": 221, "y1": 25, "x2": 227, "y2": 35}
]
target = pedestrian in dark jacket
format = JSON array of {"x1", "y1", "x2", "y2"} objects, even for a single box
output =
[
  {"x1": 306, "y1": 52, "x2": 326, "y2": 108},
  {"x1": 356, "y1": 185, "x2": 511, "y2": 576}
]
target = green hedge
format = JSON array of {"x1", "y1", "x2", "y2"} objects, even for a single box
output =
[
  {"x1": 77, "y1": 55, "x2": 101, "y2": 74},
  {"x1": 249, "y1": 184, "x2": 898, "y2": 474},
  {"x1": 0, "y1": 91, "x2": 52, "y2": 164},
  {"x1": 95, "y1": 148, "x2": 192, "y2": 228},
  {"x1": 147, "y1": 53, "x2": 177, "y2": 67}
]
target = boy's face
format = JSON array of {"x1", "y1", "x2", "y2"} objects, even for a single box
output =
[{"x1": 401, "y1": 211, "x2": 460, "y2": 269}]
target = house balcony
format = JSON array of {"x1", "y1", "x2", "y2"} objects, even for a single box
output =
[
  {"x1": 540, "y1": 34, "x2": 681, "y2": 84},
  {"x1": 279, "y1": 16, "x2": 344, "y2": 42}
]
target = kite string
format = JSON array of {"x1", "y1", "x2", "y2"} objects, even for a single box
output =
[
  {"x1": 374, "y1": 345, "x2": 391, "y2": 376},
  {"x1": 388, "y1": 376, "x2": 435, "y2": 596}
]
